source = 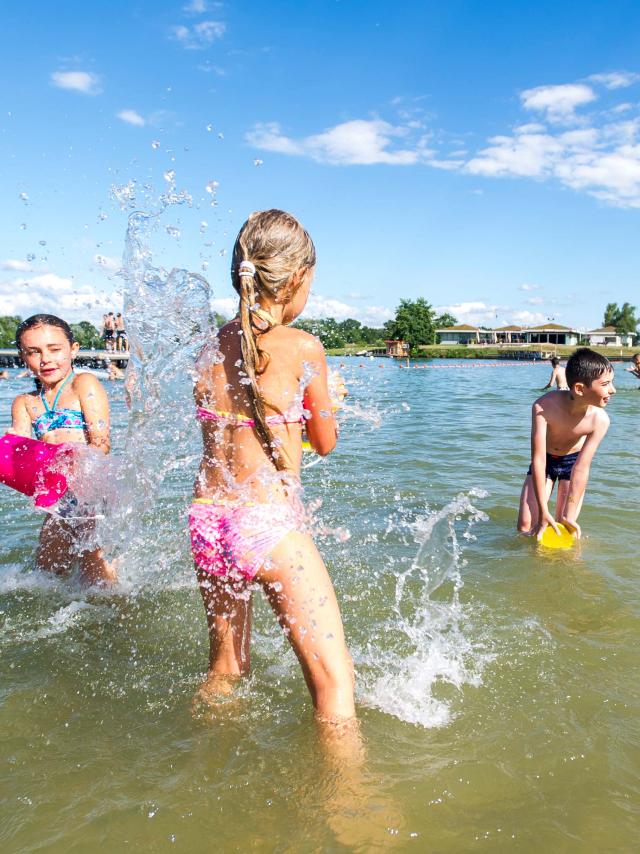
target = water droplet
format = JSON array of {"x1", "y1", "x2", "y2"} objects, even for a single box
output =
[
  {"x1": 99, "y1": 212, "x2": 108, "y2": 221},
  {"x1": 199, "y1": 221, "x2": 208, "y2": 233},
  {"x1": 163, "y1": 169, "x2": 175, "y2": 183},
  {"x1": 253, "y1": 158, "x2": 263, "y2": 167},
  {"x1": 19, "y1": 192, "x2": 29, "y2": 202},
  {"x1": 201, "y1": 261, "x2": 209, "y2": 271},
  {"x1": 205, "y1": 180, "x2": 219, "y2": 194},
  {"x1": 217, "y1": 132, "x2": 224, "y2": 140},
  {"x1": 151, "y1": 140, "x2": 160, "y2": 150},
  {"x1": 38, "y1": 240, "x2": 47, "y2": 246},
  {"x1": 165, "y1": 226, "x2": 180, "y2": 239},
  {"x1": 20, "y1": 222, "x2": 27, "y2": 230},
  {"x1": 26, "y1": 253, "x2": 36, "y2": 262},
  {"x1": 206, "y1": 123, "x2": 213, "y2": 132},
  {"x1": 219, "y1": 248, "x2": 226, "y2": 257}
]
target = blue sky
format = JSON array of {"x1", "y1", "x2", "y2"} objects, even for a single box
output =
[{"x1": 1, "y1": 0, "x2": 639, "y2": 331}]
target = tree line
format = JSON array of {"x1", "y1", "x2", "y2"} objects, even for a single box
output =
[{"x1": 1, "y1": 299, "x2": 637, "y2": 354}]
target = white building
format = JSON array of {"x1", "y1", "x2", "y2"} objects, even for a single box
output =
[{"x1": 584, "y1": 326, "x2": 636, "y2": 347}]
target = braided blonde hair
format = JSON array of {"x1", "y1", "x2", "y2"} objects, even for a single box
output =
[{"x1": 231, "y1": 209, "x2": 316, "y2": 470}]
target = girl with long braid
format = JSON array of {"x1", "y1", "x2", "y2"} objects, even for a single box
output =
[{"x1": 190, "y1": 210, "x2": 356, "y2": 731}]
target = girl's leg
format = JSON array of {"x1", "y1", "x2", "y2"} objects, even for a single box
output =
[
  {"x1": 37, "y1": 516, "x2": 74, "y2": 575},
  {"x1": 196, "y1": 569, "x2": 253, "y2": 681},
  {"x1": 255, "y1": 531, "x2": 355, "y2": 722},
  {"x1": 517, "y1": 475, "x2": 554, "y2": 533}
]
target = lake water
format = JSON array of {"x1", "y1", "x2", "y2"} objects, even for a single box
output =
[{"x1": 1, "y1": 358, "x2": 639, "y2": 852}]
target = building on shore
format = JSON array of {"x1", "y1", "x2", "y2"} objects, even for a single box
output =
[
  {"x1": 385, "y1": 339, "x2": 410, "y2": 358},
  {"x1": 584, "y1": 326, "x2": 636, "y2": 347},
  {"x1": 436, "y1": 322, "x2": 583, "y2": 347}
]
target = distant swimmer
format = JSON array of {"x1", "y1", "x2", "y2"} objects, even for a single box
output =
[
  {"x1": 625, "y1": 352, "x2": 640, "y2": 386},
  {"x1": 518, "y1": 348, "x2": 615, "y2": 542},
  {"x1": 0, "y1": 370, "x2": 9, "y2": 380},
  {"x1": 542, "y1": 356, "x2": 568, "y2": 391}
]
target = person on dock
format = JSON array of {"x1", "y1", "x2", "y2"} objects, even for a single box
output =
[
  {"x1": 102, "y1": 312, "x2": 116, "y2": 352},
  {"x1": 190, "y1": 209, "x2": 357, "y2": 745},
  {"x1": 7, "y1": 314, "x2": 116, "y2": 585},
  {"x1": 542, "y1": 356, "x2": 569, "y2": 391},
  {"x1": 517, "y1": 348, "x2": 615, "y2": 540},
  {"x1": 115, "y1": 313, "x2": 128, "y2": 352}
]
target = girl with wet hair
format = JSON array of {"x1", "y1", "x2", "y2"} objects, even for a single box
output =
[
  {"x1": 9, "y1": 313, "x2": 116, "y2": 585},
  {"x1": 191, "y1": 210, "x2": 356, "y2": 734}
]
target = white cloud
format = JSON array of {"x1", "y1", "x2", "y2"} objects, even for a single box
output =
[
  {"x1": 588, "y1": 71, "x2": 640, "y2": 90},
  {"x1": 247, "y1": 119, "x2": 432, "y2": 166},
  {"x1": 50, "y1": 70, "x2": 101, "y2": 95},
  {"x1": 183, "y1": 0, "x2": 209, "y2": 12},
  {"x1": 463, "y1": 78, "x2": 640, "y2": 207},
  {"x1": 2, "y1": 259, "x2": 33, "y2": 272},
  {"x1": 0, "y1": 273, "x2": 118, "y2": 322},
  {"x1": 117, "y1": 109, "x2": 145, "y2": 127},
  {"x1": 521, "y1": 83, "x2": 596, "y2": 122},
  {"x1": 210, "y1": 297, "x2": 237, "y2": 318},
  {"x1": 92, "y1": 254, "x2": 120, "y2": 274},
  {"x1": 303, "y1": 294, "x2": 393, "y2": 325},
  {"x1": 170, "y1": 20, "x2": 226, "y2": 49},
  {"x1": 436, "y1": 300, "x2": 549, "y2": 328}
]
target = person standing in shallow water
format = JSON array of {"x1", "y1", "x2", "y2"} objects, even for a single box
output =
[
  {"x1": 190, "y1": 210, "x2": 356, "y2": 737},
  {"x1": 542, "y1": 356, "x2": 569, "y2": 391},
  {"x1": 8, "y1": 314, "x2": 116, "y2": 585}
]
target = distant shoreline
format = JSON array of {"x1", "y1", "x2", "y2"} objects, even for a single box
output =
[{"x1": 328, "y1": 344, "x2": 637, "y2": 360}]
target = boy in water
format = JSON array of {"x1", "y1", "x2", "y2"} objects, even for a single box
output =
[
  {"x1": 542, "y1": 356, "x2": 568, "y2": 390},
  {"x1": 518, "y1": 348, "x2": 615, "y2": 540}
]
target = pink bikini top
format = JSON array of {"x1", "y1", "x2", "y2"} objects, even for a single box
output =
[{"x1": 196, "y1": 405, "x2": 305, "y2": 428}]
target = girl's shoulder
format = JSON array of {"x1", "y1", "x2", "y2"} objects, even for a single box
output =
[{"x1": 72, "y1": 371, "x2": 106, "y2": 397}]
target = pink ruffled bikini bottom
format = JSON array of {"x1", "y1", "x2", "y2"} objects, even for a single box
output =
[{"x1": 188, "y1": 497, "x2": 304, "y2": 581}]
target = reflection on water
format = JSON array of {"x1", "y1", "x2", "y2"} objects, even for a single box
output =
[{"x1": 1, "y1": 345, "x2": 640, "y2": 845}]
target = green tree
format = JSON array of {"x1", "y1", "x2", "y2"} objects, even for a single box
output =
[
  {"x1": 435, "y1": 312, "x2": 458, "y2": 329},
  {"x1": 0, "y1": 315, "x2": 21, "y2": 347},
  {"x1": 603, "y1": 301, "x2": 638, "y2": 334},
  {"x1": 70, "y1": 321, "x2": 102, "y2": 349},
  {"x1": 385, "y1": 298, "x2": 437, "y2": 351}
]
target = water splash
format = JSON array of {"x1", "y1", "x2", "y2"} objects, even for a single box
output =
[{"x1": 357, "y1": 489, "x2": 491, "y2": 728}]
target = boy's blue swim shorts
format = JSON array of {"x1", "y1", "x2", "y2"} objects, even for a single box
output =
[{"x1": 527, "y1": 451, "x2": 579, "y2": 482}]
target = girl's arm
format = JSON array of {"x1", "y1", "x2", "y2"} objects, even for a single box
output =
[
  {"x1": 561, "y1": 414, "x2": 609, "y2": 537},
  {"x1": 301, "y1": 337, "x2": 337, "y2": 457},
  {"x1": 76, "y1": 374, "x2": 110, "y2": 454},
  {"x1": 10, "y1": 396, "x2": 33, "y2": 437}
]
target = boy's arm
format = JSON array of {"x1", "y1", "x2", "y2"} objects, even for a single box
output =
[
  {"x1": 542, "y1": 367, "x2": 556, "y2": 389},
  {"x1": 530, "y1": 402, "x2": 561, "y2": 539},
  {"x1": 561, "y1": 414, "x2": 610, "y2": 536},
  {"x1": 76, "y1": 374, "x2": 110, "y2": 454},
  {"x1": 9, "y1": 396, "x2": 33, "y2": 437}
]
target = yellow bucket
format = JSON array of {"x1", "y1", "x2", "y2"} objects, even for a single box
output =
[{"x1": 540, "y1": 523, "x2": 575, "y2": 549}]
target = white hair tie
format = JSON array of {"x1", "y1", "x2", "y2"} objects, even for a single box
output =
[{"x1": 238, "y1": 261, "x2": 256, "y2": 277}]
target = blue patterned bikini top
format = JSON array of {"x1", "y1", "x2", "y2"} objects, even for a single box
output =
[{"x1": 32, "y1": 372, "x2": 86, "y2": 439}]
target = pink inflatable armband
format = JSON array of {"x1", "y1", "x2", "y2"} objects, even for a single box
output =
[{"x1": 0, "y1": 434, "x2": 71, "y2": 508}]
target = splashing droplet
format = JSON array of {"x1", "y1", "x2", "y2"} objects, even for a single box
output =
[
  {"x1": 26, "y1": 253, "x2": 36, "y2": 262},
  {"x1": 205, "y1": 180, "x2": 219, "y2": 194},
  {"x1": 253, "y1": 158, "x2": 263, "y2": 167},
  {"x1": 151, "y1": 140, "x2": 160, "y2": 150},
  {"x1": 20, "y1": 222, "x2": 27, "y2": 230},
  {"x1": 206, "y1": 123, "x2": 213, "y2": 132},
  {"x1": 38, "y1": 240, "x2": 47, "y2": 247},
  {"x1": 165, "y1": 226, "x2": 180, "y2": 239},
  {"x1": 19, "y1": 192, "x2": 29, "y2": 203},
  {"x1": 163, "y1": 170, "x2": 175, "y2": 183},
  {"x1": 199, "y1": 221, "x2": 208, "y2": 233}
]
